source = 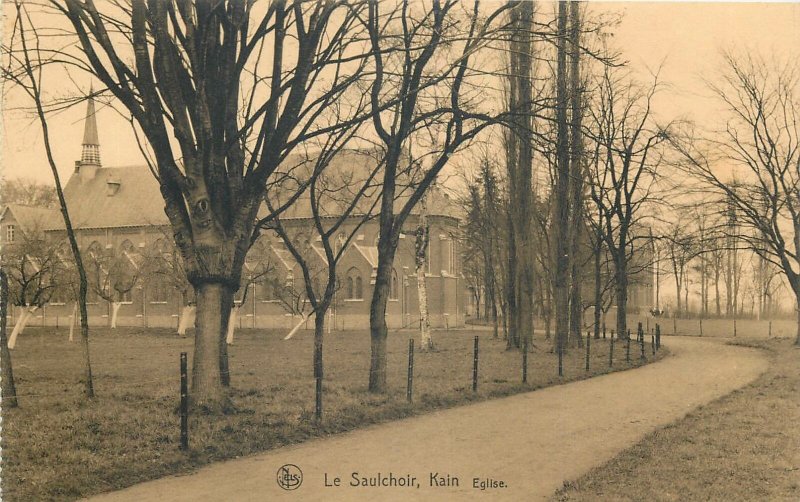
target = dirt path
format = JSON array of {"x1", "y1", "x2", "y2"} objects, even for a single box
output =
[{"x1": 86, "y1": 337, "x2": 768, "y2": 502}]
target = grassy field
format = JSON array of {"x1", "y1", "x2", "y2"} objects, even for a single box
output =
[
  {"x1": 553, "y1": 337, "x2": 800, "y2": 501},
  {"x1": 1, "y1": 325, "x2": 665, "y2": 501},
  {"x1": 645, "y1": 316, "x2": 797, "y2": 339}
]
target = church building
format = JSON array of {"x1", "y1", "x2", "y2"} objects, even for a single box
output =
[{"x1": 0, "y1": 96, "x2": 466, "y2": 330}]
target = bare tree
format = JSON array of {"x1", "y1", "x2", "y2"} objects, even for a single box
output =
[
  {"x1": 145, "y1": 232, "x2": 195, "y2": 336},
  {"x1": 84, "y1": 243, "x2": 141, "y2": 329},
  {"x1": 0, "y1": 177, "x2": 57, "y2": 208},
  {"x1": 4, "y1": 1, "x2": 94, "y2": 397},
  {"x1": 266, "y1": 141, "x2": 381, "y2": 418},
  {"x1": 503, "y1": 0, "x2": 536, "y2": 350},
  {"x1": 364, "y1": 0, "x2": 512, "y2": 392},
  {"x1": 28, "y1": 0, "x2": 375, "y2": 408},
  {"x1": 585, "y1": 59, "x2": 670, "y2": 340},
  {"x1": 673, "y1": 52, "x2": 800, "y2": 344},
  {"x1": 1, "y1": 227, "x2": 61, "y2": 348}
]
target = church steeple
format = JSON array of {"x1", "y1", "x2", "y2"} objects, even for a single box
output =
[{"x1": 80, "y1": 88, "x2": 101, "y2": 167}]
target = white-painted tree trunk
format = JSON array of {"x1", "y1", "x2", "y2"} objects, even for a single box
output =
[
  {"x1": 177, "y1": 305, "x2": 196, "y2": 336},
  {"x1": 284, "y1": 313, "x2": 311, "y2": 340},
  {"x1": 225, "y1": 306, "x2": 240, "y2": 345},
  {"x1": 69, "y1": 302, "x2": 77, "y2": 342},
  {"x1": 417, "y1": 265, "x2": 432, "y2": 349},
  {"x1": 416, "y1": 196, "x2": 432, "y2": 350},
  {"x1": 110, "y1": 302, "x2": 122, "y2": 329},
  {"x1": 8, "y1": 306, "x2": 38, "y2": 349}
]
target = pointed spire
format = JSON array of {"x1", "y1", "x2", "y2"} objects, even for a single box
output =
[{"x1": 81, "y1": 86, "x2": 101, "y2": 166}]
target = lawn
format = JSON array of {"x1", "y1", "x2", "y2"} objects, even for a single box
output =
[
  {"x1": 553, "y1": 337, "x2": 800, "y2": 501},
  {"x1": 654, "y1": 316, "x2": 797, "y2": 339},
  {"x1": 1, "y1": 325, "x2": 666, "y2": 501}
]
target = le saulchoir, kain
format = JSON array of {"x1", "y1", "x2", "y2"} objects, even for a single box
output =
[{"x1": 324, "y1": 472, "x2": 507, "y2": 491}]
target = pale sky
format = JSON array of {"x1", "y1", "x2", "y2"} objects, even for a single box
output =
[{"x1": 2, "y1": 1, "x2": 799, "y2": 184}]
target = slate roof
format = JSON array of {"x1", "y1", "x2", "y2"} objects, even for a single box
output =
[
  {"x1": 42, "y1": 149, "x2": 460, "y2": 232},
  {"x1": 1, "y1": 204, "x2": 61, "y2": 233},
  {"x1": 46, "y1": 166, "x2": 169, "y2": 230}
]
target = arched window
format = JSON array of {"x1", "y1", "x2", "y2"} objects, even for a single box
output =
[
  {"x1": 120, "y1": 239, "x2": 134, "y2": 253},
  {"x1": 153, "y1": 237, "x2": 172, "y2": 259},
  {"x1": 355, "y1": 276, "x2": 363, "y2": 299},
  {"x1": 390, "y1": 269, "x2": 399, "y2": 300},
  {"x1": 336, "y1": 233, "x2": 347, "y2": 255},
  {"x1": 87, "y1": 241, "x2": 103, "y2": 260},
  {"x1": 345, "y1": 268, "x2": 363, "y2": 299}
]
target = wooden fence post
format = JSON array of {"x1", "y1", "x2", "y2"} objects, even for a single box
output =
[
  {"x1": 609, "y1": 331, "x2": 614, "y2": 367},
  {"x1": 472, "y1": 336, "x2": 479, "y2": 392},
  {"x1": 640, "y1": 331, "x2": 646, "y2": 361},
  {"x1": 407, "y1": 338, "x2": 414, "y2": 403},
  {"x1": 626, "y1": 331, "x2": 631, "y2": 363},
  {"x1": 585, "y1": 331, "x2": 591, "y2": 372}
]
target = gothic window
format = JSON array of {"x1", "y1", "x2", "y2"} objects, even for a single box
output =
[
  {"x1": 87, "y1": 241, "x2": 103, "y2": 260},
  {"x1": 346, "y1": 268, "x2": 363, "y2": 299},
  {"x1": 6, "y1": 224, "x2": 14, "y2": 243},
  {"x1": 336, "y1": 233, "x2": 347, "y2": 255}
]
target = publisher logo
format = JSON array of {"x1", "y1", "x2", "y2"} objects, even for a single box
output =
[{"x1": 277, "y1": 464, "x2": 303, "y2": 491}]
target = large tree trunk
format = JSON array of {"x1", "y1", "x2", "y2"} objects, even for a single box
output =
[
  {"x1": 795, "y1": 298, "x2": 800, "y2": 347},
  {"x1": 553, "y1": 0, "x2": 571, "y2": 352},
  {"x1": 192, "y1": 283, "x2": 230, "y2": 410},
  {"x1": 0, "y1": 270, "x2": 18, "y2": 408},
  {"x1": 417, "y1": 265, "x2": 432, "y2": 350},
  {"x1": 369, "y1": 241, "x2": 397, "y2": 393},
  {"x1": 615, "y1": 254, "x2": 629, "y2": 340},
  {"x1": 793, "y1": 282, "x2": 800, "y2": 347},
  {"x1": 314, "y1": 305, "x2": 326, "y2": 418},
  {"x1": 567, "y1": 0, "x2": 584, "y2": 349},
  {"x1": 505, "y1": 0, "x2": 535, "y2": 351},
  {"x1": 415, "y1": 200, "x2": 433, "y2": 351},
  {"x1": 8, "y1": 305, "x2": 38, "y2": 349}
]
